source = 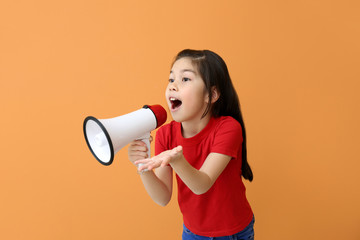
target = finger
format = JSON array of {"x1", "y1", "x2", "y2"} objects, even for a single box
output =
[
  {"x1": 174, "y1": 145, "x2": 183, "y2": 152},
  {"x1": 130, "y1": 140, "x2": 147, "y2": 147},
  {"x1": 160, "y1": 160, "x2": 169, "y2": 167},
  {"x1": 129, "y1": 150, "x2": 148, "y2": 156},
  {"x1": 138, "y1": 161, "x2": 155, "y2": 171},
  {"x1": 129, "y1": 153, "x2": 148, "y2": 160},
  {"x1": 137, "y1": 164, "x2": 148, "y2": 172},
  {"x1": 134, "y1": 158, "x2": 152, "y2": 165},
  {"x1": 168, "y1": 149, "x2": 179, "y2": 158},
  {"x1": 164, "y1": 155, "x2": 174, "y2": 165},
  {"x1": 147, "y1": 161, "x2": 161, "y2": 170},
  {"x1": 140, "y1": 157, "x2": 161, "y2": 169},
  {"x1": 129, "y1": 145, "x2": 148, "y2": 152}
]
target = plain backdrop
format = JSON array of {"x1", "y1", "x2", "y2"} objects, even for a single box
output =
[{"x1": 1, "y1": 1, "x2": 359, "y2": 239}]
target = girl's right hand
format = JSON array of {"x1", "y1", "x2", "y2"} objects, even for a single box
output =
[{"x1": 128, "y1": 140, "x2": 149, "y2": 166}]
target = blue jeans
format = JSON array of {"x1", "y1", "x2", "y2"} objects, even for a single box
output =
[{"x1": 182, "y1": 216, "x2": 255, "y2": 240}]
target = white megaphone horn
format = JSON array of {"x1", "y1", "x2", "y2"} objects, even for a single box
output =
[{"x1": 83, "y1": 105, "x2": 167, "y2": 166}]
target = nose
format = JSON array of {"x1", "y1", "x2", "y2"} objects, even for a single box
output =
[{"x1": 168, "y1": 80, "x2": 178, "y2": 91}]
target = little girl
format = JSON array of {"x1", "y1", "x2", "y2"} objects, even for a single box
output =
[{"x1": 128, "y1": 49, "x2": 254, "y2": 240}]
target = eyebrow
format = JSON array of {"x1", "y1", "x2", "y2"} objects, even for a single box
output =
[{"x1": 170, "y1": 69, "x2": 196, "y2": 74}]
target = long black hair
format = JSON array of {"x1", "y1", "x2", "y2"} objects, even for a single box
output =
[{"x1": 173, "y1": 49, "x2": 253, "y2": 182}]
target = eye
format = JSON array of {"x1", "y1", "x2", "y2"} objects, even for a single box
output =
[
  {"x1": 182, "y1": 77, "x2": 191, "y2": 82},
  {"x1": 169, "y1": 78, "x2": 174, "y2": 83}
]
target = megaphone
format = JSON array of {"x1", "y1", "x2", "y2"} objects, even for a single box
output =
[{"x1": 83, "y1": 105, "x2": 167, "y2": 166}]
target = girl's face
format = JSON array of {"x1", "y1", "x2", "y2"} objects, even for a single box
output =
[{"x1": 165, "y1": 57, "x2": 210, "y2": 123}]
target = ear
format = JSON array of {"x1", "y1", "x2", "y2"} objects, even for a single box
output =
[{"x1": 210, "y1": 86, "x2": 220, "y2": 104}]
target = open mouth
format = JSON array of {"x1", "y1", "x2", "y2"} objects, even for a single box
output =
[{"x1": 170, "y1": 97, "x2": 182, "y2": 110}]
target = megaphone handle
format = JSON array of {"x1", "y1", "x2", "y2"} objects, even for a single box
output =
[{"x1": 137, "y1": 132, "x2": 151, "y2": 172}]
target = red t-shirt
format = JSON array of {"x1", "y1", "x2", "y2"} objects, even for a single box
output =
[{"x1": 155, "y1": 116, "x2": 253, "y2": 237}]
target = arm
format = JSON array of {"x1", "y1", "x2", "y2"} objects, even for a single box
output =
[
  {"x1": 136, "y1": 146, "x2": 231, "y2": 195},
  {"x1": 171, "y1": 150, "x2": 231, "y2": 195},
  {"x1": 128, "y1": 140, "x2": 173, "y2": 206},
  {"x1": 138, "y1": 167, "x2": 172, "y2": 206}
]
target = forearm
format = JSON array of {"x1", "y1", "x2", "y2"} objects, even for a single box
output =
[
  {"x1": 170, "y1": 156, "x2": 212, "y2": 195},
  {"x1": 139, "y1": 169, "x2": 172, "y2": 206}
]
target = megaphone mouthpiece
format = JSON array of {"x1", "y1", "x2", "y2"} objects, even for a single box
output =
[{"x1": 143, "y1": 105, "x2": 167, "y2": 128}]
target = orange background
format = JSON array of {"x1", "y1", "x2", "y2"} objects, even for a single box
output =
[{"x1": 1, "y1": 1, "x2": 359, "y2": 239}]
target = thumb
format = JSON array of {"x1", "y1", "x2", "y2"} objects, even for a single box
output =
[{"x1": 171, "y1": 145, "x2": 183, "y2": 155}]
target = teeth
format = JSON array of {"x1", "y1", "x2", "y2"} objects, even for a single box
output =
[{"x1": 170, "y1": 97, "x2": 176, "y2": 101}]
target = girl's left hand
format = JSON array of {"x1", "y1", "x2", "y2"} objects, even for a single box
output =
[{"x1": 135, "y1": 145, "x2": 183, "y2": 172}]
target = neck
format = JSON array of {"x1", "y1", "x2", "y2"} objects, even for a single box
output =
[{"x1": 181, "y1": 114, "x2": 212, "y2": 138}]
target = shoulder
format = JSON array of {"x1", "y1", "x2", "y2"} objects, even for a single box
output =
[
  {"x1": 156, "y1": 120, "x2": 179, "y2": 141},
  {"x1": 155, "y1": 121, "x2": 180, "y2": 154},
  {"x1": 209, "y1": 116, "x2": 243, "y2": 158},
  {"x1": 213, "y1": 116, "x2": 242, "y2": 134},
  {"x1": 157, "y1": 120, "x2": 178, "y2": 134}
]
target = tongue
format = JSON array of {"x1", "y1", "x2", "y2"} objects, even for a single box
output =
[{"x1": 172, "y1": 100, "x2": 182, "y2": 109}]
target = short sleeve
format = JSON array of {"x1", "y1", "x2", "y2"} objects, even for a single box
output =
[
  {"x1": 155, "y1": 126, "x2": 167, "y2": 155},
  {"x1": 210, "y1": 118, "x2": 243, "y2": 159}
]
